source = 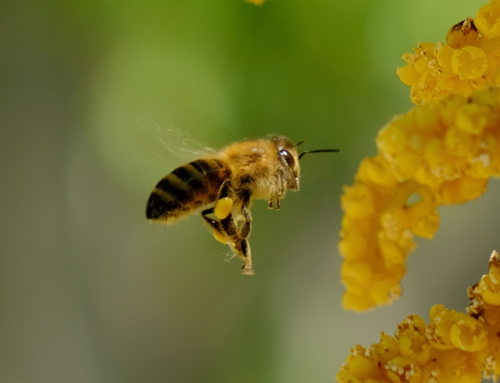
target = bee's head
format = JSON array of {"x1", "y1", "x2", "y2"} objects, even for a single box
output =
[
  {"x1": 270, "y1": 135, "x2": 301, "y2": 191},
  {"x1": 270, "y1": 135, "x2": 340, "y2": 192}
]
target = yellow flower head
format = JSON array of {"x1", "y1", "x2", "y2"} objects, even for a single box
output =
[
  {"x1": 446, "y1": 18, "x2": 480, "y2": 49},
  {"x1": 475, "y1": 0, "x2": 500, "y2": 39},
  {"x1": 337, "y1": 253, "x2": 500, "y2": 383},
  {"x1": 397, "y1": 1, "x2": 500, "y2": 104},
  {"x1": 451, "y1": 46, "x2": 488, "y2": 80},
  {"x1": 339, "y1": 87, "x2": 500, "y2": 312}
]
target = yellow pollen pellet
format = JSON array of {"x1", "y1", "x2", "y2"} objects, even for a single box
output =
[
  {"x1": 214, "y1": 197, "x2": 234, "y2": 220},
  {"x1": 212, "y1": 228, "x2": 226, "y2": 244}
]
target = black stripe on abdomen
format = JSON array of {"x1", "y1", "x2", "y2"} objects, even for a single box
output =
[
  {"x1": 190, "y1": 159, "x2": 229, "y2": 194},
  {"x1": 146, "y1": 160, "x2": 229, "y2": 222},
  {"x1": 146, "y1": 190, "x2": 180, "y2": 221},
  {"x1": 155, "y1": 173, "x2": 191, "y2": 204},
  {"x1": 154, "y1": 163, "x2": 208, "y2": 205},
  {"x1": 172, "y1": 164, "x2": 207, "y2": 197}
]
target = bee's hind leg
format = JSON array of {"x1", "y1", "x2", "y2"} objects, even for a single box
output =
[
  {"x1": 233, "y1": 238, "x2": 254, "y2": 276},
  {"x1": 202, "y1": 207, "x2": 228, "y2": 244},
  {"x1": 213, "y1": 179, "x2": 237, "y2": 220},
  {"x1": 267, "y1": 196, "x2": 281, "y2": 210},
  {"x1": 220, "y1": 214, "x2": 254, "y2": 276},
  {"x1": 202, "y1": 208, "x2": 254, "y2": 275},
  {"x1": 238, "y1": 192, "x2": 252, "y2": 239}
]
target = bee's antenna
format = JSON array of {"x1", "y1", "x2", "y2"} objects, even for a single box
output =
[
  {"x1": 295, "y1": 140, "x2": 305, "y2": 147},
  {"x1": 299, "y1": 149, "x2": 340, "y2": 160}
]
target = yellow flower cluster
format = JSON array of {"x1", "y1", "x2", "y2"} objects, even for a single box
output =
[
  {"x1": 397, "y1": 1, "x2": 500, "y2": 105},
  {"x1": 339, "y1": 86, "x2": 500, "y2": 312},
  {"x1": 337, "y1": 251, "x2": 500, "y2": 383}
]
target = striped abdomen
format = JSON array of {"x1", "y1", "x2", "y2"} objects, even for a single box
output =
[{"x1": 146, "y1": 158, "x2": 230, "y2": 223}]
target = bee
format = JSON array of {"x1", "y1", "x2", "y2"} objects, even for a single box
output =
[{"x1": 146, "y1": 135, "x2": 339, "y2": 275}]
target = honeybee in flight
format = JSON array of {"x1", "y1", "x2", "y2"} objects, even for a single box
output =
[{"x1": 146, "y1": 135, "x2": 339, "y2": 275}]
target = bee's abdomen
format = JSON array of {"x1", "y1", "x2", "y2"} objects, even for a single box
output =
[{"x1": 146, "y1": 159, "x2": 229, "y2": 223}]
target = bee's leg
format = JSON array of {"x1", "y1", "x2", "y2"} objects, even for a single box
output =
[
  {"x1": 217, "y1": 179, "x2": 232, "y2": 198},
  {"x1": 267, "y1": 195, "x2": 281, "y2": 210},
  {"x1": 214, "y1": 179, "x2": 237, "y2": 220},
  {"x1": 233, "y1": 239, "x2": 254, "y2": 276},
  {"x1": 220, "y1": 214, "x2": 254, "y2": 275},
  {"x1": 270, "y1": 172, "x2": 283, "y2": 210},
  {"x1": 202, "y1": 207, "x2": 228, "y2": 244},
  {"x1": 275, "y1": 197, "x2": 281, "y2": 210},
  {"x1": 275, "y1": 177, "x2": 284, "y2": 210},
  {"x1": 202, "y1": 208, "x2": 254, "y2": 275},
  {"x1": 239, "y1": 192, "x2": 252, "y2": 239}
]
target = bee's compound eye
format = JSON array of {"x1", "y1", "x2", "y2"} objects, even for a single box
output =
[{"x1": 279, "y1": 149, "x2": 295, "y2": 167}]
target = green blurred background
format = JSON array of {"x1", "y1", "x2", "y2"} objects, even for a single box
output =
[{"x1": 2, "y1": 0, "x2": 499, "y2": 382}]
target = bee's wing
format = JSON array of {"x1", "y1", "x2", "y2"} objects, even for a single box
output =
[{"x1": 137, "y1": 116, "x2": 217, "y2": 165}]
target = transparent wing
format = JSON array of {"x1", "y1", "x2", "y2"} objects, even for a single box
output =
[{"x1": 136, "y1": 116, "x2": 217, "y2": 166}]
